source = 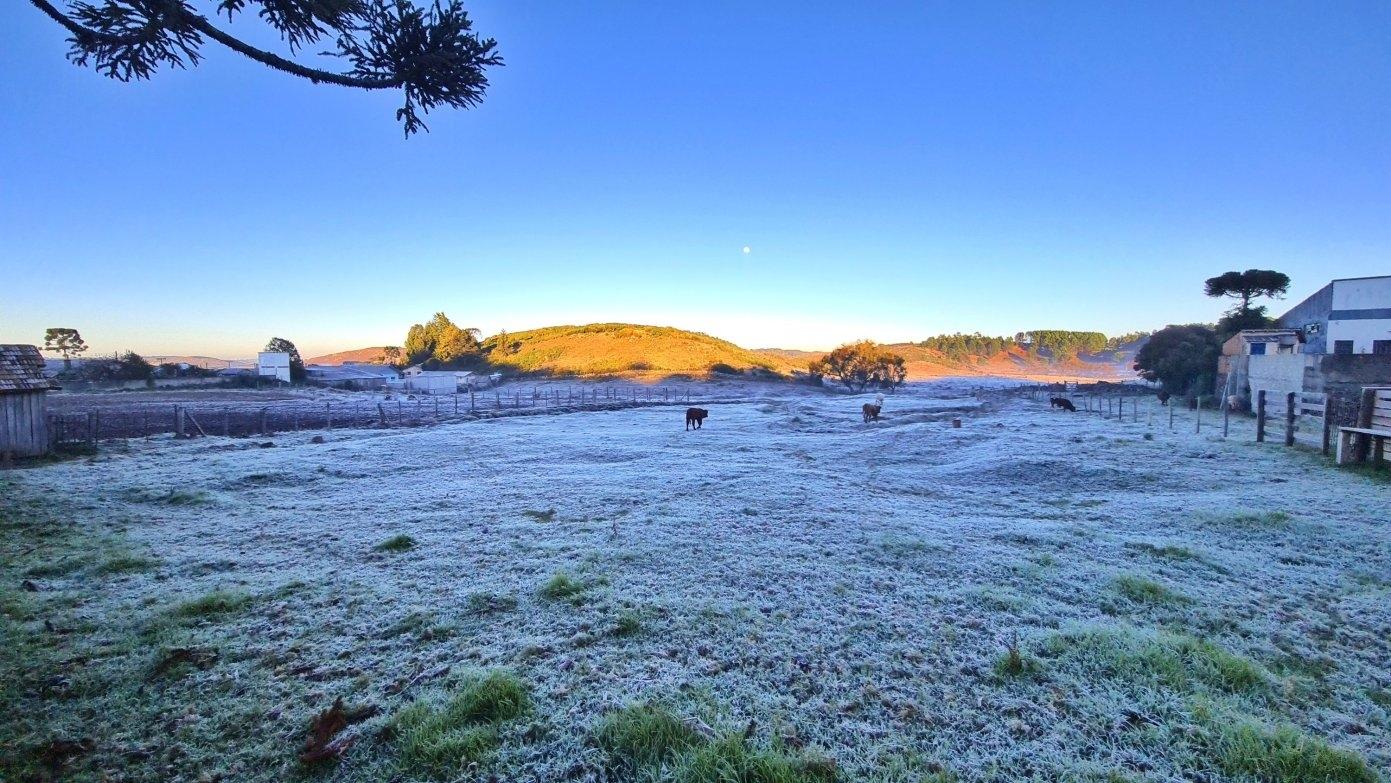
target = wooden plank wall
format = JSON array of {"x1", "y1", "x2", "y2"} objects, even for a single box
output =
[{"x1": 0, "y1": 392, "x2": 49, "y2": 458}]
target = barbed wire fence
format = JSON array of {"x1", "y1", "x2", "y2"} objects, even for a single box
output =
[
  {"x1": 975, "y1": 381, "x2": 1337, "y2": 454},
  {"x1": 47, "y1": 384, "x2": 731, "y2": 447}
]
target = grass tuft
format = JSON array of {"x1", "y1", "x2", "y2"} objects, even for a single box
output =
[
  {"x1": 594, "y1": 703, "x2": 835, "y2": 783},
  {"x1": 465, "y1": 591, "x2": 517, "y2": 615},
  {"x1": 390, "y1": 670, "x2": 529, "y2": 779},
  {"x1": 1225, "y1": 510, "x2": 1293, "y2": 528},
  {"x1": 539, "y1": 571, "x2": 585, "y2": 601},
  {"x1": 375, "y1": 534, "x2": 416, "y2": 552},
  {"x1": 522, "y1": 508, "x2": 557, "y2": 522},
  {"x1": 1113, "y1": 574, "x2": 1187, "y2": 606},
  {"x1": 612, "y1": 609, "x2": 642, "y2": 637},
  {"x1": 1210, "y1": 720, "x2": 1377, "y2": 783},
  {"x1": 1041, "y1": 626, "x2": 1267, "y2": 695},
  {"x1": 95, "y1": 554, "x2": 160, "y2": 575},
  {"x1": 593, "y1": 703, "x2": 703, "y2": 771},
  {"x1": 171, "y1": 590, "x2": 251, "y2": 619},
  {"x1": 1125, "y1": 542, "x2": 1197, "y2": 561}
]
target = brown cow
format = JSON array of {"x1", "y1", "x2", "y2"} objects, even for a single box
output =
[
  {"x1": 862, "y1": 403, "x2": 881, "y2": 423},
  {"x1": 685, "y1": 407, "x2": 709, "y2": 430}
]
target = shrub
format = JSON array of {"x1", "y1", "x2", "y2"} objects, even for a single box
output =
[{"x1": 808, "y1": 341, "x2": 907, "y2": 392}]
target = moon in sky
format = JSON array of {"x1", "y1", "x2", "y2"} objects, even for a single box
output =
[{"x1": 742, "y1": 246, "x2": 751, "y2": 254}]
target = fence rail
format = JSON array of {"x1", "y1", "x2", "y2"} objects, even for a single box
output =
[
  {"x1": 47, "y1": 384, "x2": 716, "y2": 446},
  {"x1": 989, "y1": 384, "x2": 1340, "y2": 455}
]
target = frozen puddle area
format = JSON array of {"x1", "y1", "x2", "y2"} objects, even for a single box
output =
[{"x1": 8, "y1": 384, "x2": 1391, "y2": 781}]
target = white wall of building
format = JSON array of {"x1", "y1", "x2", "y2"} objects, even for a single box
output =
[
  {"x1": 1328, "y1": 277, "x2": 1391, "y2": 353},
  {"x1": 257, "y1": 351, "x2": 291, "y2": 383}
]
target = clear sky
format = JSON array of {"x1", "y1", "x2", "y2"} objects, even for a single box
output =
[{"x1": 2, "y1": 1, "x2": 1388, "y2": 358}]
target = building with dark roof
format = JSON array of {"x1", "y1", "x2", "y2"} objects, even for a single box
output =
[{"x1": 1, "y1": 344, "x2": 58, "y2": 458}]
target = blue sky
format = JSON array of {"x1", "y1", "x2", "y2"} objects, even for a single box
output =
[{"x1": 2, "y1": 1, "x2": 1388, "y2": 357}]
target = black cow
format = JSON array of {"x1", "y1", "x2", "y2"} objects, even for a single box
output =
[
  {"x1": 685, "y1": 407, "x2": 709, "y2": 430},
  {"x1": 1049, "y1": 396, "x2": 1077, "y2": 412}
]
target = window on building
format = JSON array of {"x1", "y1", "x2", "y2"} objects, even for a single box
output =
[
  {"x1": 1374, "y1": 340, "x2": 1391, "y2": 356},
  {"x1": 1249, "y1": 342, "x2": 1266, "y2": 355},
  {"x1": 1333, "y1": 340, "x2": 1354, "y2": 355}
]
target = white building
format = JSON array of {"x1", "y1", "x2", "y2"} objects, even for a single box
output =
[
  {"x1": 257, "y1": 351, "x2": 291, "y2": 383},
  {"x1": 1280, "y1": 275, "x2": 1391, "y2": 355}
]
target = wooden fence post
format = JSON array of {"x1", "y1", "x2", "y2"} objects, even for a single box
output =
[
  {"x1": 259, "y1": 408, "x2": 269, "y2": 435},
  {"x1": 1284, "y1": 391, "x2": 1296, "y2": 447},
  {"x1": 1354, "y1": 387, "x2": 1376, "y2": 461},
  {"x1": 88, "y1": 411, "x2": 98, "y2": 447},
  {"x1": 326, "y1": 402, "x2": 333, "y2": 430},
  {"x1": 1168, "y1": 400, "x2": 1174, "y2": 431},
  {"x1": 1223, "y1": 400, "x2": 1230, "y2": 439},
  {"x1": 1322, "y1": 397, "x2": 1332, "y2": 456},
  {"x1": 175, "y1": 406, "x2": 185, "y2": 439},
  {"x1": 223, "y1": 408, "x2": 229, "y2": 437},
  {"x1": 1256, "y1": 390, "x2": 1266, "y2": 443}
]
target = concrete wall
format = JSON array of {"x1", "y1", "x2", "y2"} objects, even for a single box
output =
[
  {"x1": 1246, "y1": 354, "x2": 1311, "y2": 415},
  {"x1": 1304, "y1": 354, "x2": 1391, "y2": 426},
  {"x1": 1279, "y1": 282, "x2": 1333, "y2": 354}
]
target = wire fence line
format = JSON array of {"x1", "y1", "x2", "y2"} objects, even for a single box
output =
[
  {"x1": 984, "y1": 383, "x2": 1338, "y2": 454},
  {"x1": 48, "y1": 385, "x2": 733, "y2": 446}
]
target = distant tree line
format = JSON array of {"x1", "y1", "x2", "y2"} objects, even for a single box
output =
[
  {"x1": 915, "y1": 330, "x2": 1149, "y2": 362},
  {"x1": 916, "y1": 333, "x2": 1015, "y2": 360}
]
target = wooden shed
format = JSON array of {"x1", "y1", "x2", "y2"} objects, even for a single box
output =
[{"x1": 1, "y1": 344, "x2": 57, "y2": 458}]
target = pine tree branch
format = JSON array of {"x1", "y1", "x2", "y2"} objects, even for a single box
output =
[
  {"x1": 29, "y1": 0, "x2": 157, "y2": 46},
  {"x1": 183, "y1": 13, "x2": 399, "y2": 89}
]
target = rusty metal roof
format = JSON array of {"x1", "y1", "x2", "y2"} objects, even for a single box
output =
[{"x1": 0, "y1": 344, "x2": 55, "y2": 393}]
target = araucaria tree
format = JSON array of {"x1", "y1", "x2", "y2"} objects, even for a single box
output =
[
  {"x1": 43, "y1": 327, "x2": 89, "y2": 368},
  {"x1": 28, "y1": 0, "x2": 503, "y2": 136},
  {"x1": 1132, "y1": 324, "x2": 1221, "y2": 396},
  {"x1": 1204, "y1": 269, "x2": 1290, "y2": 315},
  {"x1": 810, "y1": 341, "x2": 908, "y2": 392},
  {"x1": 264, "y1": 337, "x2": 305, "y2": 381}
]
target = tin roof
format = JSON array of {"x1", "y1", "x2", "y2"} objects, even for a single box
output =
[{"x1": 0, "y1": 344, "x2": 56, "y2": 393}]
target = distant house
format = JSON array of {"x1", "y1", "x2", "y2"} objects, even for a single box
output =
[
  {"x1": 1221, "y1": 329, "x2": 1302, "y2": 357},
  {"x1": 1, "y1": 345, "x2": 58, "y2": 458},
  {"x1": 257, "y1": 351, "x2": 292, "y2": 383},
  {"x1": 1279, "y1": 275, "x2": 1391, "y2": 355},
  {"x1": 396, "y1": 366, "x2": 496, "y2": 393},
  {"x1": 305, "y1": 363, "x2": 400, "y2": 390}
]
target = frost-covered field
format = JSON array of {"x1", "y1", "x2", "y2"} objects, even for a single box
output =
[{"x1": 3, "y1": 382, "x2": 1390, "y2": 782}]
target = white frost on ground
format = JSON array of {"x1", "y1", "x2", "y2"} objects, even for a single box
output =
[{"x1": 11, "y1": 380, "x2": 1391, "y2": 781}]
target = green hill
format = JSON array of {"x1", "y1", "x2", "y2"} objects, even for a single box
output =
[{"x1": 479, "y1": 323, "x2": 789, "y2": 376}]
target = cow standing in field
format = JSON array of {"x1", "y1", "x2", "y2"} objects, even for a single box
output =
[
  {"x1": 862, "y1": 403, "x2": 881, "y2": 422},
  {"x1": 1049, "y1": 396, "x2": 1077, "y2": 412},
  {"x1": 685, "y1": 408, "x2": 709, "y2": 430}
]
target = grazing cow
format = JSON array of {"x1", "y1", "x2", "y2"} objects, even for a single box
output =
[
  {"x1": 1049, "y1": 396, "x2": 1077, "y2": 412},
  {"x1": 1157, "y1": 390, "x2": 1171, "y2": 406},
  {"x1": 685, "y1": 407, "x2": 709, "y2": 430},
  {"x1": 862, "y1": 403, "x2": 881, "y2": 423}
]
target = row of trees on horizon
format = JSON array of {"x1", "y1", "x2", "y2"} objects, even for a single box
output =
[{"x1": 32, "y1": 267, "x2": 1291, "y2": 395}]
